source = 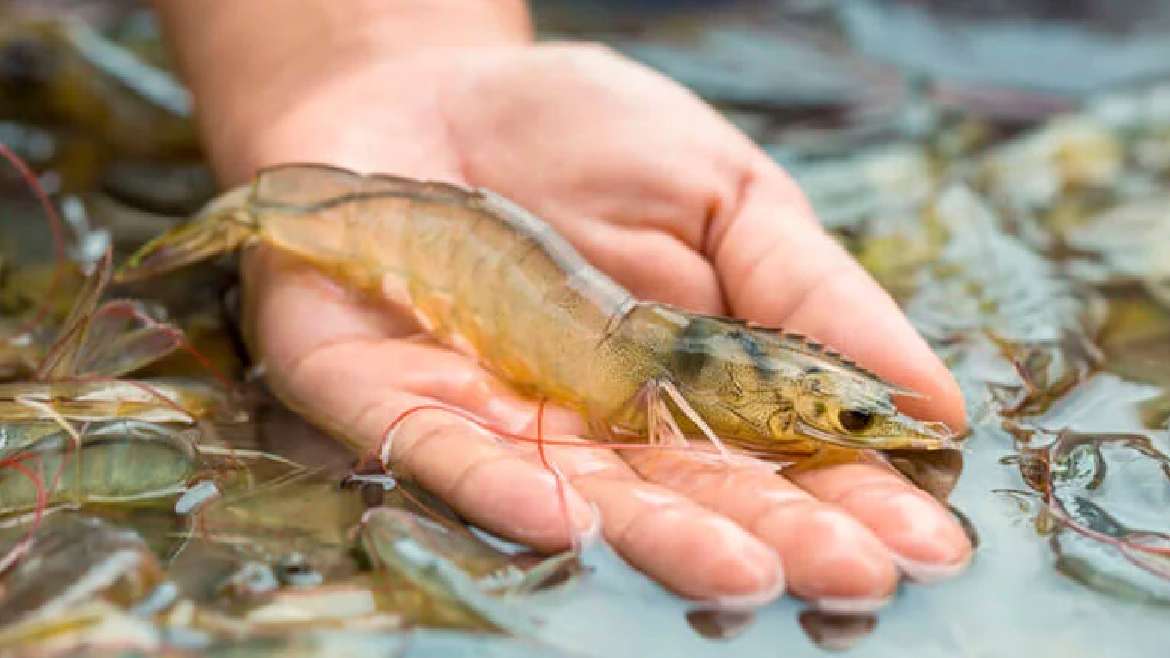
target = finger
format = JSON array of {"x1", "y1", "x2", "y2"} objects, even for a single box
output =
[
  {"x1": 623, "y1": 448, "x2": 897, "y2": 609},
  {"x1": 707, "y1": 164, "x2": 967, "y2": 431},
  {"x1": 384, "y1": 404, "x2": 594, "y2": 552},
  {"x1": 787, "y1": 462, "x2": 972, "y2": 583},
  {"x1": 270, "y1": 331, "x2": 598, "y2": 552},
  {"x1": 541, "y1": 439, "x2": 784, "y2": 604}
]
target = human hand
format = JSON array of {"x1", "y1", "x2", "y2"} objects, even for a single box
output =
[{"x1": 215, "y1": 43, "x2": 971, "y2": 608}]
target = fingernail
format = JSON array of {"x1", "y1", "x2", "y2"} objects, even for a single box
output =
[
  {"x1": 710, "y1": 566, "x2": 786, "y2": 610},
  {"x1": 810, "y1": 594, "x2": 892, "y2": 614},
  {"x1": 892, "y1": 552, "x2": 971, "y2": 584}
]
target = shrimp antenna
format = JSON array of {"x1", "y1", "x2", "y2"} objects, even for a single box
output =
[
  {"x1": 0, "y1": 454, "x2": 48, "y2": 575},
  {"x1": 373, "y1": 403, "x2": 701, "y2": 471}
]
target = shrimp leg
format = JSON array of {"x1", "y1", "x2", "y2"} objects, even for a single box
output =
[
  {"x1": 641, "y1": 379, "x2": 687, "y2": 449},
  {"x1": 656, "y1": 379, "x2": 734, "y2": 459},
  {"x1": 634, "y1": 379, "x2": 733, "y2": 459}
]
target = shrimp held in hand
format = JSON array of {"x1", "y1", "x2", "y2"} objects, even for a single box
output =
[{"x1": 118, "y1": 164, "x2": 955, "y2": 461}]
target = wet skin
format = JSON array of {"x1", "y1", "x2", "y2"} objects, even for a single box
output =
[{"x1": 161, "y1": 8, "x2": 971, "y2": 607}]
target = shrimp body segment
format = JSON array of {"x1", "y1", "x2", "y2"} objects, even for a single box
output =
[{"x1": 119, "y1": 164, "x2": 955, "y2": 457}]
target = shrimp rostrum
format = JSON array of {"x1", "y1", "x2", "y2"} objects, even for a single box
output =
[{"x1": 118, "y1": 164, "x2": 955, "y2": 462}]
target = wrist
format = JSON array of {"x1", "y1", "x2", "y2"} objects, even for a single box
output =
[{"x1": 154, "y1": 1, "x2": 531, "y2": 181}]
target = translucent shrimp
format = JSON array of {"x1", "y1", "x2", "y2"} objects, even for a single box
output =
[
  {"x1": 119, "y1": 164, "x2": 956, "y2": 462},
  {"x1": 0, "y1": 251, "x2": 241, "y2": 428}
]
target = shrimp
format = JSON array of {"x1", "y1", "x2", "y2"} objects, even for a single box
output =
[
  {"x1": 118, "y1": 164, "x2": 956, "y2": 461},
  {"x1": 0, "y1": 251, "x2": 242, "y2": 427},
  {"x1": 359, "y1": 507, "x2": 562, "y2": 635},
  {"x1": 0, "y1": 420, "x2": 199, "y2": 513}
]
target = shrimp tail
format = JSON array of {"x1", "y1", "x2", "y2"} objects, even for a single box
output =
[{"x1": 115, "y1": 186, "x2": 256, "y2": 283}]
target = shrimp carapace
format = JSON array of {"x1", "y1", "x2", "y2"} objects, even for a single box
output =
[{"x1": 118, "y1": 163, "x2": 956, "y2": 458}]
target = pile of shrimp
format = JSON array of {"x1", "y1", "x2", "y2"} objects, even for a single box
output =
[{"x1": 0, "y1": 143, "x2": 234, "y2": 575}]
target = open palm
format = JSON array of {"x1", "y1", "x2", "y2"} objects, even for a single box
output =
[{"x1": 220, "y1": 44, "x2": 971, "y2": 606}]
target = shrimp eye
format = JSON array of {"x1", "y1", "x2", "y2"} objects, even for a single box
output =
[{"x1": 838, "y1": 409, "x2": 875, "y2": 432}]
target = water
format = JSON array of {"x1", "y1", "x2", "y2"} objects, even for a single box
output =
[{"x1": 1, "y1": 1, "x2": 1169, "y2": 656}]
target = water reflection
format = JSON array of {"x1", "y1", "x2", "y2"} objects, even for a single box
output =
[
  {"x1": 797, "y1": 609, "x2": 878, "y2": 652},
  {"x1": 685, "y1": 608, "x2": 755, "y2": 640}
]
